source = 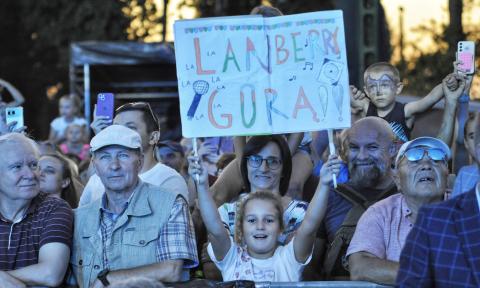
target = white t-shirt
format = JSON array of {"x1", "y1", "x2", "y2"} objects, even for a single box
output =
[
  {"x1": 79, "y1": 163, "x2": 188, "y2": 206},
  {"x1": 207, "y1": 237, "x2": 311, "y2": 282},
  {"x1": 50, "y1": 116, "x2": 88, "y2": 139}
]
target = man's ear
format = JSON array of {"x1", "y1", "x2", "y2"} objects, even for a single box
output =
[
  {"x1": 61, "y1": 178, "x2": 71, "y2": 189},
  {"x1": 395, "y1": 82, "x2": 404, "y2": 95},
  {"x1": 148, "y1": 131, "x2": 160, "y2": 146}
]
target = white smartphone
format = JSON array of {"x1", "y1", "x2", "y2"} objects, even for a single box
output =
[
  {"x1": 5, "y1": 107, "x2": 24, "y2": 131},
  {"x1": 457, "y1": 41, "x2": 475, "y2": 74}
]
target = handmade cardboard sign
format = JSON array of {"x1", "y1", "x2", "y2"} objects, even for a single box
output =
[{"x1": 174, "y1": 10, "x2": 350, "y2": 137}]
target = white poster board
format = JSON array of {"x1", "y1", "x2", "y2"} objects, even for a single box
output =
[{"x1": 174, "y1": 10, "x2": 350, "y2": 137}]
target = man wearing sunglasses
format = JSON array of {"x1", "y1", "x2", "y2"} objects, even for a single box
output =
[
  {"x1": 347, "y1": 136, "x2": 450, "y2": 285},
  {"x1": 397, "y1": 119, "x2": 480, "y2": 287}
]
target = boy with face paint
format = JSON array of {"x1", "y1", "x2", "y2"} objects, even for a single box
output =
[{"x1": 350, "y1": 62, "x2": 465, "y2": 144}]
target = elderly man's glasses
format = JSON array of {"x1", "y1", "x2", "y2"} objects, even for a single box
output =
[
  {"x1": 246, "y1": 155, "x2": 282, "y2": 170},
  {"x1": 403, "y1": 147, "x2": 447, "y2": 164}
]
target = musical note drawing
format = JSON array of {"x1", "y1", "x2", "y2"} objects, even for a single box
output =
[
  {"x1": 303, "y1": 62, "x2": 313, "y2": 70},
  {"x1": 289, "y1": 76, "x2": 296, "y2": 81},
  {"x1": 187, "y1": 80, "x2": 209, "y2": 120}
]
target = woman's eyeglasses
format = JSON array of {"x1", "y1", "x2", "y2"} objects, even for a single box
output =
[{"x1": 246, "y1": 155, "x2": 282, "y2": 170}]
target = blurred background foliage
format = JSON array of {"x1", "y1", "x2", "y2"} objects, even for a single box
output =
[{"x1": 0, "y1": 0, "x2": 478, "y2": 139}]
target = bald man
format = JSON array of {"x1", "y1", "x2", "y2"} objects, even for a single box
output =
[{"x1": 318, "y1": 117, "x2": 398, "y2": 279}]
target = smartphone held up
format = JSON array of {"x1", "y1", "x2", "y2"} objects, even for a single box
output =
[
  {"x1": 457, "y1": 41, "x2": 475, "y2": 75},
  {"x1": 5, "y1": 107, "x2": 24, "y2": 131},
  {"x1": 96, "y1": 93, "x2": 115, "y2": 121}
]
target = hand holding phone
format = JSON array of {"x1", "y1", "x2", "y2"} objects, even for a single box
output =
[
  {"x1": 96, "y1": 93, "x2": 114, "y2": 120},
  {"x1": 457, "y1": 41, "x2": 475, "y2": 74},
  {"x1": 91, "y1": 93, "x2": 114, "y2": 135},
  {"x1": 5, "y1": 107, "x2": 24, "y2": 131}
]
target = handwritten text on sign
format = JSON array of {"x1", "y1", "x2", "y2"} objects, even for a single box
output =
[{"x1": 174, "y1": 11, "x2": 350, "y2": 137}]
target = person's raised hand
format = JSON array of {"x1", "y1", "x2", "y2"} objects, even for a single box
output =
[
  {"x1": 442, "y1": 73, "x2": 466, "y2": 102},
  {"x1": 319, "y1": 154, "x2": 342, "y2": 186},
  {"x1": 90, "y1": 104, "x2": 112, "y2": 135},
  {"x1": 187, "y1": 155, "x2": 208, "y2": 185},
  {"x1": 350, "y1": 85, "x2": 367, "y2": 101}
]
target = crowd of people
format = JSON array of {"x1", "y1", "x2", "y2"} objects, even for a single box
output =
[{"x1": 0, "y1": 5, "x2": 479, "y2": 288}]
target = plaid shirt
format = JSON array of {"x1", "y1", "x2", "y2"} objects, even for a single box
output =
[
  {"x1": 100, "y1": 193, "x2": 198, "y2": 269},
  {"x1": 452, "y1": 164, "x2": 479, "y2": 198},
  {"x1": 397, "y1": 186, "x2": 480, "y2": 287}
]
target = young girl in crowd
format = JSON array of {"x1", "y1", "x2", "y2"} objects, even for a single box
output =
[
  {"x1": 38, "y1": 153, "x2": 80, "y2": 208},
  {"x1": 59, "y1": 123, "x2": 90, "y2": 163},
  {"x1": 189, "y1": 151, "x2": 341, "y2": 281},
  {"x1": 48, "y1": 94, "x2": 87, "y2": 144}
]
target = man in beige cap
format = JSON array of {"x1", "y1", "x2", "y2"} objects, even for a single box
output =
[{"x1": 71, "y1": 125, "x2": 198, "y2": 288}]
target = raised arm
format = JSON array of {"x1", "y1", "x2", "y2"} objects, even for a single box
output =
[
  {"x1": 404, "y1": 83, "x2": 444, "y2": 121},
  {"x1": 0, "y1": 78, "x2": 25, "y2": 107},
  {"x1": 188, "y1": 156, "x2": 231, "y2": 261},
  {"x1": 293, "y1": 155, "x2": 342, "y2": 263},
  {"x1": 436, "y1": 74, "x2": 466, "y2": 145}
]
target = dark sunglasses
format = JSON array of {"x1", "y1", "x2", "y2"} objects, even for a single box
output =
[{"x1": 402, "y1": 147, "x2": 447, "y2": 164}]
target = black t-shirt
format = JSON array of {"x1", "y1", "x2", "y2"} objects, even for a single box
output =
[{"x1": 366, "y1": 101, "x2": 410, "y2": 142}]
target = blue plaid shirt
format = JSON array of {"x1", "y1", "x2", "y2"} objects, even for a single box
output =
[{"x1": 452, "y1": 164, "x2": 479, "y2": 198}]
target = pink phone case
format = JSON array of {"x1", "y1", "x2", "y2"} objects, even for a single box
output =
[
  {"x1": 96, "y1": 93, "x2": 114, "y2": 120},
  {"x1": 458, "y1": 52, "x2": 474, "y2": 73}
]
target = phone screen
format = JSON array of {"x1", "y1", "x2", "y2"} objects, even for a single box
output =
[
  {"x1": 96, "y1": 93, "x2": 114, "y2": 120},
  {"x1": 5, "y1": 107, "x2": 24, "y2": 130}
]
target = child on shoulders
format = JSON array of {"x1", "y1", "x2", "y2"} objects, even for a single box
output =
[
  {"x1": 49, "y1": 94, "x2": 88, "y2": 144},
  {"x1": 59, "y1": 123, "x2": 90, "y2": 164},
  {"x1": 350, "y1": 62, "x2": 457, "y2": 143}
]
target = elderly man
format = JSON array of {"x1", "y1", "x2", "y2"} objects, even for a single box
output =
[
  {"x1": 319, "y1": 117, "x2": 398, "y2": 279},
  {"x1": 71, "y1": 125, "x2": 198, "y2": 288},
  {"x1": 80, "y1": 102, "x2": 188, "y2": 206},
  {"x1": 396, "y1": 118, "x2": 480, "y2": 287},
  {"x1": 0, "y1": 133, "x2": 73, "y2": 287},
  {"x1": 347, "y1": 137, "x2": 450, "y2": 285}
]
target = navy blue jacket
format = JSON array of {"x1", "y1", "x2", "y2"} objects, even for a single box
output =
[{"x1": 397, "y1": 188, "x2": 480, "y2": 287}]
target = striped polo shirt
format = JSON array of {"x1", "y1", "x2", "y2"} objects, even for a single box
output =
[{"x1": 0, "y1": 193, "x2": 73, "y2": 270}]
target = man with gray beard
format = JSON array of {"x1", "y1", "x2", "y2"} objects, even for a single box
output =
[{"x1": 318, "y1": 117, "x2": 398, "y2": 280}]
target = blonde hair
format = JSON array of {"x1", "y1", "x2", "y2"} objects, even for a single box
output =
[
  {"x1": 364, "y1": 62, "x2": 401, "y2": 83},
  {"x1": 234, "y1": 191, "x2": 284, "y2": 245}
]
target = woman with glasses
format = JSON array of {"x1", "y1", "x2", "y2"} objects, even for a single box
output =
[{"x1": 195, "y1": 135, "x2": 311, "y2": 280}]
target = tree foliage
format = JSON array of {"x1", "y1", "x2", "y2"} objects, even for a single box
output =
[{"x1": 0, "y1": 0, "x2": 129, "y2": 138}]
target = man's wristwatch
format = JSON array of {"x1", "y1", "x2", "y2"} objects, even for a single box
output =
[{"x1": 97, "y1": 269, "x2": 110, "y2": 286}]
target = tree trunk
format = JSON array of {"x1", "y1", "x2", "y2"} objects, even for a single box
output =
[{"x1": 447, "y1": 0, "x2": 464, "y2": 51}]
